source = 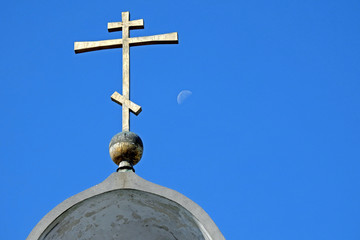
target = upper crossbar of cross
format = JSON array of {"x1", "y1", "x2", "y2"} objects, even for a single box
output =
[{"x1": 74, "y1": 11, "x2": 178, "y2": 132}]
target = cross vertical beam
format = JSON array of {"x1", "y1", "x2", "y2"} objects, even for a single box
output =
[{"x1": 122, "y1": 12, "x2": 130, "y2": 132}]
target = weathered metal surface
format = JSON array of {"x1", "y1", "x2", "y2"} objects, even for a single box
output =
[
  {"x1": 39, "y1": 190, "x2": 207, "y2": 240},
  {"x1": 117, "y1": 161, "x2": 134, "y2": 172},
  {"x1": 111, "y1": 91, "x2": 142, "y2": 115},
  {"x1": 108, "y1": 18, "x2": 144, "y2": 32},
  {"x1": 74, "y1": 11, "x2": 178, "y2": 132},
  {"x1": 27, "y1": 172, "x2": 225, "y2": 240},
  {"x1": 121, "y1": 11, "x2": 131, "y2": 132},
  {"x1": 109, "y1": 131, "x2": 143, "y2": 166},
  {"x1": 74, "y1": 39, "x2": 123, "y2": 53}
]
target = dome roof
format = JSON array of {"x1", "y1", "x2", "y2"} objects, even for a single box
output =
[{"x1": 27, "y1": 172, "x2": 224, "y2": 240}]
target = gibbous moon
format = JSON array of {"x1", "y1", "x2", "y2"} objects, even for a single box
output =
[{"x1": 177, "y1": 90, "x2": 192, "y2": 104}]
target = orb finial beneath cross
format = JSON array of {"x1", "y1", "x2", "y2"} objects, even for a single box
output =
[{"x1": 109, "y1": 131, "x2": 143, "y2": 172}]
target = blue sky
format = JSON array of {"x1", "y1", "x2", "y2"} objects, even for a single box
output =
[{"x1": 1, "y1": 0, "x2": 360, "y2": 239}]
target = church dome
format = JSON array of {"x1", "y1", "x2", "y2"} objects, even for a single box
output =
[{"x1": 27, "y1": 172, "x2": 224, "y2": 240}]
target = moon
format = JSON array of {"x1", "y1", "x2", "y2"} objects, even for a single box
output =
[{"x1": 177, "y1": 90, "x2": 192, "y2": 104}]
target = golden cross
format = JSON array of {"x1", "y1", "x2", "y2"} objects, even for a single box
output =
[{"x1": 74, "y1": 11, "x2": 178, "y2": 131}]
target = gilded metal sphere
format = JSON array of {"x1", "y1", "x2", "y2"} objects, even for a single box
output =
[{"x1": 109, "y1": 131, "x2": 143, "y2": 166}]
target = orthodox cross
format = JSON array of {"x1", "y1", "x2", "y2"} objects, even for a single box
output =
[{"x1": 74, "y1": 11, "x2": 178, "y2": 131}]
